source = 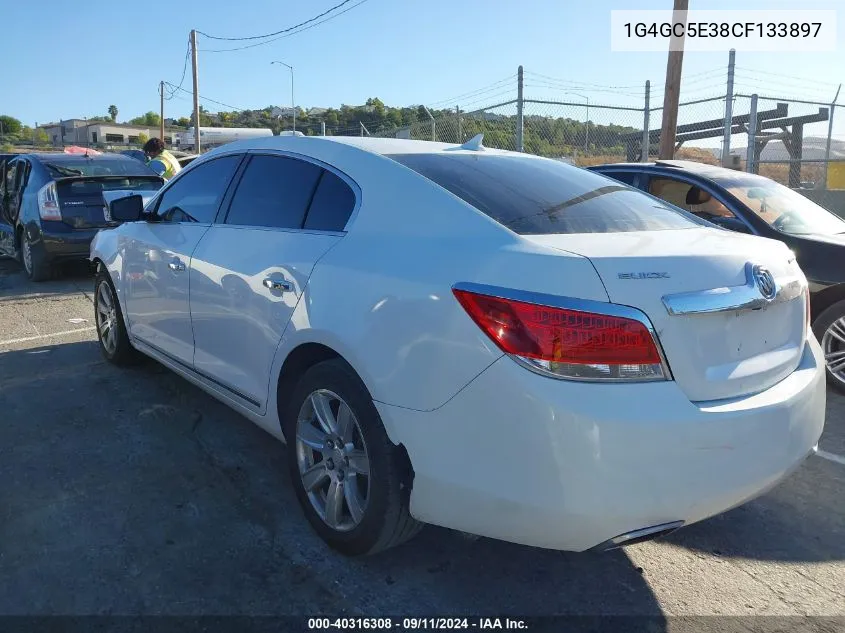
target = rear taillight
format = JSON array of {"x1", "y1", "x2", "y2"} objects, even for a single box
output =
[
  {"x1": 453, "y1": 287, "x2": 667, "y2": 381},
  {"x1": 37, "y1": 182, "x2": 61, "y2": 221}
]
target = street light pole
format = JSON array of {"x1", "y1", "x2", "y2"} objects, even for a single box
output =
[
  {"x1": 585, "y1": 96, "x2": 590, "y2": 152},
  {"x1": 563, "y1": 92, "x2": 589, "y2": 153},
  {"x1": 271, "y1": 61, "x2": 295, "y2": 132}
]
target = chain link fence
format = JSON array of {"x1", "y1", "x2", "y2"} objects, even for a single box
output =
[{"x1": 5, "y1": 67, "x2": 843, "y2": 216}]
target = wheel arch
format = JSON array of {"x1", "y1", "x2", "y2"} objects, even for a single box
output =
[
  {"x1": 274, "y1": 340, "x2": 417, "y2": 498},
  {"x1": 810, "y1": 283, "x2": 845, "y2": 324}
]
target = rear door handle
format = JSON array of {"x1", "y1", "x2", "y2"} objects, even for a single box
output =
[
  {"x1": 168, "y1": 257, "x2": 186, "y2": 272},
  {"x1": 263, "y1": 278, "x2": 293, "y2": 292}
]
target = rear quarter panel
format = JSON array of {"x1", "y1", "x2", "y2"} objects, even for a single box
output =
[{"x1": 264, "y1": 144, "x2": 611, "y2": 435}]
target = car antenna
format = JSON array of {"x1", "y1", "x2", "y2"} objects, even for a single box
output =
[
  {"x1": 460, "y1": 133, "x2": 484, "y2": 151},
  {"x1": 446, "y1": 133, "x2": 485, "y2": 152}
]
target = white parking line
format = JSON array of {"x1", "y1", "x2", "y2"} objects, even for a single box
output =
[
  {"x1": 816, "y1": 450, "x2": 845, "y2": 467},
  {"x1": 0, "y1": 327, "x2": 97, "y2": 347}
]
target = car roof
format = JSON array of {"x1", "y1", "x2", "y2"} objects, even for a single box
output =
[
  {"x1": 590, "y1": 159, "x2": 743, "y2": 179},
  {"x1": 204, "y1": 134, "x2": 514, "y2": 159}
]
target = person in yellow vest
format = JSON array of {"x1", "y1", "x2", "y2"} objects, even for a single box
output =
[{"x1": 143, "y1": 137, "x2": 182, "y2": 181}]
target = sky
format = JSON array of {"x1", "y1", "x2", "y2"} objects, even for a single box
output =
[{"x1": 3, "y1": 0, "x2": 844, "y2": 140}]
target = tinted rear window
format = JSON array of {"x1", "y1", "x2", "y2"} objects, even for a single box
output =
[
  {"x1": 57, "y1": 178, "x2": 162, "y2": 195},
  {"x1": 386, "y1": 153, "x2": 698, "y2": 235},
  {"x1": 42, "y1": 157, "x2": 157, "y2": 179},
  {"x1": 304, "y1": 170, "x2": 356, "y2": 232}
]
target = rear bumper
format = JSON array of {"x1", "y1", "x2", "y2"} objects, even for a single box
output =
[
  {"x1": 39, "y1": 228, "x2": 102, "y2": 261},
  {"x1": 376, "y1": 335, "x2": 826, "y2": 552}
]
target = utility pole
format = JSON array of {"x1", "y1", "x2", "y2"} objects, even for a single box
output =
[
  {"x1": 190, "y1": 29, "x2": 201, "y2": 154},
  {"x1": 824, "y1": 84, "x2": 842, "y2": 188},
  {"x1": 721, "y1": 49, "x2": 736, "y2": 166},
  {"x1": 746, "y1": 94, "x2": 758, "y2": 174},
  {"x1": 658, "y1": 0, "x2": 688, "y2": 159},
  {"x1": 159, "y1": 80, "x2": 165, "y2": 146}
]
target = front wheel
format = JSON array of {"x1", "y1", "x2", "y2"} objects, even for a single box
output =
[
  {"x1": 283, "y1": 359, "x2": 422, "y2": 556},
  {"x1": 813, "y1": 298, "x2": 845, "y2": 394}
]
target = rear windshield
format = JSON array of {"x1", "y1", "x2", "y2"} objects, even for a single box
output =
[
  {"x1": 43, "y1": 158, "x2": 157, "y2": 179},
  {"x1": 57, "y1": 178, "x2": 162, "y2": 195},
  {"x1": 386, "y1": 153, "x2": 699, "y2": 235}
]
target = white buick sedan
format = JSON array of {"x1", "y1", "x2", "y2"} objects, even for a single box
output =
[{"x1": 90, "y1": 135, "x2": 825, "y2": 556}]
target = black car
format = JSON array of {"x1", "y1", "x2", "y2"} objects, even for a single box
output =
[
  {"x1": 0, "y1": 153, "x2": 163, "y2": 281},
  {"x1": 589, "y1": 159, "x2": 845, "y2": 391}
]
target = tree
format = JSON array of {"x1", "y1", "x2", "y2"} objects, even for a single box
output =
[
  {"x1": 35, "y1": 129, "x2": 49, "y2": 146},
  {"x1": 176, "y1": 117, "x2": 191, "y2": 128},
  {"x1": 0, "y1": 115, "x2": 22, "y2": 136},
  {"x1": 108, "y1": 105, "x2": 118, "y2": 122},
  {"x1": 129, "y1": 111, "x2": 161, "y2": 127},
  {"x1": 137, "y1": 132, "x2": 149, "y2": 145}
]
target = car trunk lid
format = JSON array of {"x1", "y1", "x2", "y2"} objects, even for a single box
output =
[
  {"x1": 55, "y1": 176, "x2": 161, "y2": 229},
  {"x1": 525, "y1": 227, "x2": 808, "y2": 402}
]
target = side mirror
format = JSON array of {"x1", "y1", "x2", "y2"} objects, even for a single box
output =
[
  {"x1": 746, "y1": 187, "x2": 767, "y2": 200},
  {"x1": 109, "y1": 194, "x2": 144, "y2": 222}
]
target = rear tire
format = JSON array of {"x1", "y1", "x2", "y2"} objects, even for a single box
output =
[
  {"x1": 20, "y1": 230, "x2": 51, "y2": 282},
  {"x1": 812, "y1": 299, "x2": 845, "y2": 394},
  {"x1": 94, "y1": 269, "x2": 139, "y2": 366},
  {"x1": 283, "y1": 359, "x2": 422, "y2": 556}
]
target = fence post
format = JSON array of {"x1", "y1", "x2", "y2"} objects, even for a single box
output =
[
  {"x1": 746, "y1": 94, "x2": 758, "y2": 174},
  {"x1": 456, "y1": 105, "x2": 461, "y2": 143},
  {"x1": 516, "y1": 65, "x2": 524, "y2": 152},
  {"x1": 641, "y1": 80, "x2": 650, "y2": 162},
  {"x1": 321, "y1": 121, "x2": 326, "y2": 136},
  {"x1": 823, "y1": 84, "x2": 841, "y2": 188},
  {"x1": 721, "y1": 48, "x2": 736, "y2": 166}
]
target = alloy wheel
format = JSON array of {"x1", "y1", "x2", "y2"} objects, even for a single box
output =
[
  {"x1": 96, "y1": 282, "x2": 119, "y2": 356},
  {"x1": 295, "y1": 389, "x2": 371, "y2": 532},
  {"x1": 822, "y1": 317, "x2": 845, "y2": 389},
  {"x1": 22, "y1": 238, "x2": 32, "y2": 275}
]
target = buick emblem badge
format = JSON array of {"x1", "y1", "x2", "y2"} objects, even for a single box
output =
[{"x1": 752, "y1": 265, "x2": 777, "y2": 301}]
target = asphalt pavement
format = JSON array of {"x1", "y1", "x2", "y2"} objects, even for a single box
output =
[{"x1": 0, "y1": 257, "x2": 843, "y2": 628}]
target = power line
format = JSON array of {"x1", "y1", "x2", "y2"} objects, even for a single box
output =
[
  {"x1": 164, "y1": 39, "x2": 192, "y2": 100},
  {"x1": 732, "y1": 77, "x2": 834, "y2": 102},
  {"x1": 735, "y1": 66, "x2": 840, "y2": 88},
  {"x1": 524, "y1": 70, "x2": 645, "y2": 91},
  {"x1": 458, "y1": 90, "x2": 517, "y2": 109},
  {"x1": 200, "y1": 0, "x2": 370, "y2": 52},
  {"x1": 524, "y1": 80, "x2": 644, "y2": 97},
  {"x1": 164, "y1": 82, "x2": 246, "y2": 112},
  {"x1": 428, "y1": 76, "x2": 516, "y2": 108},
  {"x1": 197, "y1": 0, "x2": 356, "y2": 40}
]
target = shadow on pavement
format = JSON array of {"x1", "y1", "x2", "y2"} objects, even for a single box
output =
[
  {"x1": 0, "y1": 257, "x2": 94, "y2": 298},
  {"x1": 0, "y1": 340, "x2": 665, "y2": 619},
  {"x1": 666, "y1": 453, "x2": 845, "y2": 563}
]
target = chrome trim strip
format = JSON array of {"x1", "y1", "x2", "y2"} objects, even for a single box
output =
[
  {"x1": 662, "y1": 262, "x2": 806, "y2": 316},
  {"x1": 451, "y1": 281, "x2": 674, "y2": 382},
  {"x1": 589, "y1": 520, "x2": 685, "y2": 552}
]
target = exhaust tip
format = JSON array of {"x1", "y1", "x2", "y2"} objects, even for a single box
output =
[{"x1": 590, "y1": 520, "x2": 685, "y2": 552}]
